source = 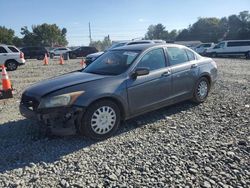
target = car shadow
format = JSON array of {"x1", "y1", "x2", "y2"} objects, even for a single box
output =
[{"x1": 0, "y1": 100, "x2": 198, "y2": 173}]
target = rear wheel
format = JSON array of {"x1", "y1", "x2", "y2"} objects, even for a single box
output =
[
  {"x1": 5, "y1": 60, "x2": 18, "y2": 71},
  {"x1": 37, "y1": 55, "x2": 44, "y2": 60},
  {"x1": 192, "y1": 77, "x2": 210, "y2": 103},
  {"x1": 79, "y1": 100, "x2": 121, "y2": 140},
  {"x1": 71, "y1": 54, "x2": 77, "y2": 59}
]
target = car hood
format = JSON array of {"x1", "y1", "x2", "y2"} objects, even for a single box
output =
[{"x1": 24, "y1": 71, "x2": 105, "y2": 98}]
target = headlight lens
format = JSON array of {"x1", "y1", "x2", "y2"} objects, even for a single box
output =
[{"x1": 38, "y1": 91, "x2": 84, "y2": 109}]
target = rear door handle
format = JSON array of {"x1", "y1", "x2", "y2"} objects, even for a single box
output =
[
  {"x1": 162, "y1": 70, "x2": 171, "y2": 77},
  {"x1": 191, "y1": 64, "x2": 198, "y2": 68}
]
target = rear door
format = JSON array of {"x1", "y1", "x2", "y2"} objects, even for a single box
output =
[
  {"x1": 166, "y1": 47, "x2": 197, "y2": 100},
  {"x1": 127, "y1": 47, "x2": 172, "y2": 114}
]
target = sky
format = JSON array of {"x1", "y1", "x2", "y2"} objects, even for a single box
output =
[{"x1": 1, "y1": 0, "x2": 249, "y2": 46}]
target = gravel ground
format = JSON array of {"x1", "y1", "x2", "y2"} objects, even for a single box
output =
[{"x1": 0, "y1": 58, "x2": 249, "y2": 187}]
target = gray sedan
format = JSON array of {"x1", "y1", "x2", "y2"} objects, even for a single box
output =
[{"x1": 20, "y1": 44, "x2": 217, "y2": 140}]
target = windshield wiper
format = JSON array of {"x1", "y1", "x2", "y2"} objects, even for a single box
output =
[{"x1": 86, "y1": 70, "x2": 117, "y2": 75}]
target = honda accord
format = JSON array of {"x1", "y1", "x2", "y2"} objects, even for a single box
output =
[{"x1": 20, "y1": 44, "x2": 217, "y2": 140}]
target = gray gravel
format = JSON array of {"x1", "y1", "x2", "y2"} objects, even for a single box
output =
[{"x1": 0, "y1": 58, "x2": 249, "y2": 187}]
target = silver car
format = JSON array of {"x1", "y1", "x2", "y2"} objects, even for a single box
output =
[{"x1": 20, "y1": 44, "x2": 217, "y2": 140}]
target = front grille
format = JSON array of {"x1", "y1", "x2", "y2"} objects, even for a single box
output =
[{"x1": 21, "y1": 94, "x2": 39, "y2": 111}]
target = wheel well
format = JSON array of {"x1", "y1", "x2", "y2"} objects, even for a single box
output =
[
  {"x1": 201, "y1": 75, "x2": 211, "y2": 86},
  {"x1": 88, "y1": 97, "x2": 126, "y2": 120},
  {"x1": 5, "y1": 59, "x2": 18, "y2": 65}
]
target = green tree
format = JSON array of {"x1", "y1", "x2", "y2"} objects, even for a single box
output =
[
  {"x1": 0, "y1": 26, "x2": 15, "y2": 44},
  {"x1": 145, "y1": 24, "x2": 168, "y2": 40},
  {"x1": 21, "y1": 24, "x2": 68, "y2": 46},
  {"x1": 13, "y1": 37, "x2": 23, "y2": 47},
  {"x1": 89, "y1": 35, "x2": 111, "y2": 51}
]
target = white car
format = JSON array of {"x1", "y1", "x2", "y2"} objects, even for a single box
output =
[
  {"x1": 50, "y1": 47, "x2": 71, "y2": 58},
  {"x1": 206, "y1": 40, "x2": 250, "y2": 59},
  {"x1": 0, "y1": 44, "x2": 25, "y2": 71},
  {"x1": 194, "y1": 43, "x2": 215, "y2": 55}
]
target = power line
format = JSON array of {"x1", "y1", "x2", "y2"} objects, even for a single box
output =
[{"x1": 89, "y1": 22, "x2": 92, "y2": 44}]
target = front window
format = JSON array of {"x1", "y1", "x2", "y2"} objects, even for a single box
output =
[
  {"x1": 84, "y1": 50, "x2": 140, "y2": 75},
  {"x1": 137, "y1": 48, "x2": 166, "y2": 71},
  {"x1": 214, "y1": 42, "x2": 225, "y2": 49}
]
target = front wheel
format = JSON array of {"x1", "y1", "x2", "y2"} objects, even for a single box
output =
[
  {"x1": 211, "y1": 53, "x2": 217, "y2": 58},
  {"x1": 192, "y1": 77, "x2": 210, "y2": 103},
  {"x1": 79, "y1": 100, "x2": 121, "y2": 140},
  {"x1": 246, "y1": 51, "x2": 250, "y2": 59},
  {"x1": 5, "y1": 60, "x2": 18, "y2": 71}
]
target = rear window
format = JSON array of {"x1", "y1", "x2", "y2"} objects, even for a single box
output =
[
  {"x1": 8, "y1": 46, "x2": 19, "y2": 52},
  {"x1": 167, "y1": 47, "x2": 189, "y2": 66},
  {"x1": 227, "y1": 41, "x2": 250, "y2": 47}
]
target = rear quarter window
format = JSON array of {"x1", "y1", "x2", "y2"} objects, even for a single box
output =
[{"x1": 8, "y1": 46, "x2": 19, "y2": 52}]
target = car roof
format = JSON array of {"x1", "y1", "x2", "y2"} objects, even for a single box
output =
[{"x1": 111, "y1": 43, "x2": 187, "y2": 51}]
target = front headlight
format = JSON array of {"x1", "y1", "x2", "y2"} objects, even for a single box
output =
[{"x1": 38, "y1": 91, "x2": 84, "y2": 109}]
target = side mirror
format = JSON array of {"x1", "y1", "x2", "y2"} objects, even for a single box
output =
[{"x1": 131, "y1": 67, "x2": 150, "y2": 79}]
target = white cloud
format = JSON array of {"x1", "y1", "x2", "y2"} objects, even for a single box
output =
[{"x1": 138, "y1": 18, "x2": 145, "y2": 22}]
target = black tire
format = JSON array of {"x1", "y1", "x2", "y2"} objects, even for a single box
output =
[
  {"x1": 70, "y1": 54, "x2": 77, "y2": 59},
  {"x1": 211, "y1": 53, "x2": 217, "y2": 58},
  {"x1": 79, "y1": 100, "x2": 121, "y2": 140},
  {"x1": 50, "y1": 53, "x2": 55, "y2": 59},
  {"x1": 246, "y1": 51, "x2": 250, "y2": 59},
  {"x1": 37, "y1": 55, "x2": 44, "y2": 60},
  {"x1": 5, "y1": 60, "x2": 18, "y2": 71},
  {"x1": 192, "y1": 77, "x2": 210, "y2": 103}
]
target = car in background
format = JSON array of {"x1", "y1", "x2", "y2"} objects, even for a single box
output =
[
  {"x1": 68, "y1": 46, "x2": 98, "y2": 59},
  {"x1": 85, "y1": 40, "x2": 166, "y2": 65},
  {"x1": 50, "y1": 47, "x2": 71, "y2": 58},
  {"x1": 194, "y1": 43, "x2": 215, "y2": 55},
  {"x1": 20, "y1": 46, "x2": 49, "y2": 60},
  {"x1": 85, "y1": 42, "x2": 128, "y2": 65},
  {"x1": 206, "y1": 40, "x2": 250, "y2": 59},
  {"x1": 0, "y1": 44, "x2": 25, "y2": 71},
  {"x1": 20, "y1": 44, "x2": 217, "y2": 140}
]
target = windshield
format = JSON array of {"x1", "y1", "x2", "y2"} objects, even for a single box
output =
[
  {"x1": 84, "y1": 50, "x2": 140, "y2": 75},
  {"x1": 107, "y1": 43, "x2": 127, "y2": 50}
]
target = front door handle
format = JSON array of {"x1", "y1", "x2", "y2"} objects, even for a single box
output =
[
  {"x1": 162, "y1": 70, "x2": 171, "y2": 77},
  {"x1": 191, "y1": 64, "x2": 198, "y2": 68}
]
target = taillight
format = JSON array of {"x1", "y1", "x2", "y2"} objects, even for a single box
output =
[{"x1": 20, "y1": 52, "x2": 24, "y2": 59}]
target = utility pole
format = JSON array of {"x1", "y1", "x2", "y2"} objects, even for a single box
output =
[{"x1": 89, "y1": 22, "x2": 92, "y2": 44}]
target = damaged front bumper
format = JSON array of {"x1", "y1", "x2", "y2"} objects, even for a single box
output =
[{"x1": 19, "y1": 103, "x2": 85, "y2": 136}]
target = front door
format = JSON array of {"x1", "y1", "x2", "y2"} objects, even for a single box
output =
[{"x1": 127, "y1": 48, "x2": 172, "y2": 114}]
